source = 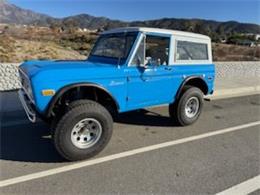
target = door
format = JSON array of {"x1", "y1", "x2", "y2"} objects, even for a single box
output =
[{"x1": 126, "y1": 34, "x2": 175, "y2": 110}]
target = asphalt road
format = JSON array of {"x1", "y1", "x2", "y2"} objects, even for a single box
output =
[{"x1": 0, "y1": 91, "x2": 260, "y2": 194}]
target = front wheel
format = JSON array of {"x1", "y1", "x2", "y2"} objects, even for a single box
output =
[
  {"x1": 169, "y1": 86, "x2": 204, "y2": 126},
  {"x1": 53, "y1": 100, "x2": 113, "y2": 161}
]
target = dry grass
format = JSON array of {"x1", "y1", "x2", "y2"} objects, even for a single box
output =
[
  {"x1": 0, "y1": 35, "x2": 85, "y2": 62},
  {"x1": 213, "y1": 43, "x2": 260, "y2": 61},
  {"x1": 14, "y1": 39, "x2": 85, "y2": 61}
]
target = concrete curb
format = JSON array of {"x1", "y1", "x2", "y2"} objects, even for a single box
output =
[{"x1": 209, "y1": 86, "x2": 260, "y2": 100}]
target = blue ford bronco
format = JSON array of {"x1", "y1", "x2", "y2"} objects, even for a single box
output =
[{"x1": 18, "y1": 27, "x2": 215, "y2": 161}]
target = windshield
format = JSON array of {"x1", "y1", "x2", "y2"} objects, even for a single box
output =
[{"x1": 89, "y1": 32, "x2": 137, "y2": 64}]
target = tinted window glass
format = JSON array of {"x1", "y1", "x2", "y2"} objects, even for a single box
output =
[{"x1": 176, "y1": 41, "x2": 208, "y2": 61}]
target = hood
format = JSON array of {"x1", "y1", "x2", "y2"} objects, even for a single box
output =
[{"x1": 19, "y1": 60, "x2": 116, "y2": 78}]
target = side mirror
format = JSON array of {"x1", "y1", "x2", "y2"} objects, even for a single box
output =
[
  {"x1": 137, "y1": 57, "x2": 147, "y2": 69},
  {"x1": 145, "y1": 57, "x2": 152, "y2": 66}
]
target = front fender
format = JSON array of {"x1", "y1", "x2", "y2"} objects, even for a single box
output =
[{"x1": 45, "y1": 82, "x2": 120, "y2": 117}]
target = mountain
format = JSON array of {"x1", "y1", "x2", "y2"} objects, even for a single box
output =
[
  {"x1": 60, "y1": 14, "x2": 127, "y2": 30},
  {"x1": 129, "y1": 18, "x2": 260, "y2": 36},
  {"x1": 1, "y1": 0, "x2": 259, "y2": 36},
  {"x1": 0, "y1": 0, "x2": 56, "y2": 25}
]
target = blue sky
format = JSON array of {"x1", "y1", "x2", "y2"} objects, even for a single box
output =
[{"x1": 9, "y1": 0, "x2": 260, "y2": 24}]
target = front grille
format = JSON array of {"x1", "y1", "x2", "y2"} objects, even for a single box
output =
[
  {"x1": 19, "y1": 69, "x2": 29, "y2": 90},
  {"x1": 19, "y1": 68, "x2": 34, "y2": 103}
]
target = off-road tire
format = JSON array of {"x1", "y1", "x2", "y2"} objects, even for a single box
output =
[
  {"x1": 68, "y1": 100, "x2": 117, "y2": 119},
  {"x1": 53, "y1": 100, "x2": 113, "y2": 161},
  {"x1": 169, "y1": 86, "x2": 204, "y2": 126}
]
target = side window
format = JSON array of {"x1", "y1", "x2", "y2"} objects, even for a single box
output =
[
  {"x1": 146, "y1": 35, "x2": 170, "y2": 66},
  {"x1": 131, "y1": 35, "x2": 170, "y2": 66},
  {"x1": 176, "y1": 41, "x2": 208, "y2": 61}
]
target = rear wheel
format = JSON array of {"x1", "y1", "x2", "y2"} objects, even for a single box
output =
[
  {"x1": 53, "y1": 100, "x2": 113, "y2": 161},
  {"x1": 169, "y1": 86, "x2": 204, "y2": 126}
]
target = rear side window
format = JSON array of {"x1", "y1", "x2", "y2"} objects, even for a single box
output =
[{"x1": 176, "y1": 41, "x2": 208, "y2": 61}]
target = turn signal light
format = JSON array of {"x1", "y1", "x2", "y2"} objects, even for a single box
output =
[{"x1": 42, "y1": 89, "x2": 55, "y2": 96}]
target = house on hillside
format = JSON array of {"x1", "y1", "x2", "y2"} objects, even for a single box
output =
[
  {"x1": 77, "y1": 28, "x2": 98, "y2": 33},
  {"x1": 243, "y1": 33, "x2": 260, "y2": 41},
  {"x1": 255, "y1": 34, "x2": 260, "y2": 41},
  {"x1": 237, "y1": 40, "x2": 256, "y2": 47}
]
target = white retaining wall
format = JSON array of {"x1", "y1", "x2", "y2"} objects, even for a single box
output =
[
  {"x1": 0, "y1": 63, "x2": 21, "y2": 91},
  {"x1": 0, "y1": 62, "x2": 260, "y2": 91}
]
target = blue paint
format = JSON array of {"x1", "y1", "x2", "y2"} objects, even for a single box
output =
[
  {"x1": 19, "y1": 29, "x2": 215, "y2": 117},
  {"x1": 20, "y1": 60, "x2": 214, "y2": 114}
]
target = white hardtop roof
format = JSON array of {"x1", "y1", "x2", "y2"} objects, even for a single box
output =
[{"x1": 102, "y1": 27, "x2": 210, "y2": 40}]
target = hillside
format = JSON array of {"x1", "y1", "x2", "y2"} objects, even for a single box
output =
[
  {"x1": 0, "y1": 35, "x2": 85, "y2": 62},
  {"x1": 0, "y1": 25, "x2": 259, "y2": 62},
  {"x1": 129, "y1": 18, "x2": 260, "y2": 38}
]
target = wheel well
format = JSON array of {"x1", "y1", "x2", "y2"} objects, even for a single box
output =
[
  {"x1": 185, "y1": 78, "x2": 208, "y2": 94},
  {"x1": 177, "y1": 77, "x2": 208, "y2": 99},
  {"x1": 48, "y1": 85, "x2": 119, "y2": 118}
]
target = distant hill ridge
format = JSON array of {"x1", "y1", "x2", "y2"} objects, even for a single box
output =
[{"x1": 1, "y1": 0, "x2": 260, "y2": 36}]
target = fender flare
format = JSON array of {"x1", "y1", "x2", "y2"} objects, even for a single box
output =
[
  {"x1": 175, "y1": 76, "x2": 208, "y2": 100},
  {"x1": 45, "y1": 82, "x2": 120, "y2": 117}
]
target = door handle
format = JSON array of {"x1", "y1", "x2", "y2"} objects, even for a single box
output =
[{"x1": 165, "y1": 67, "x2": 172, "y2": 71}]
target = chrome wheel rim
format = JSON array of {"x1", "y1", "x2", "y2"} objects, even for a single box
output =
[
  {"x1": 71, "y1": 118, "x2": 102, "y2": 149},
  {"x1": 185, "y1": 97, "x2": 200, "y2": 118}
]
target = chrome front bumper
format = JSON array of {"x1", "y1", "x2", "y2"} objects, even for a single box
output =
[{"x1": 18, "y1": 89, "x2": 37, "y2": 123}]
